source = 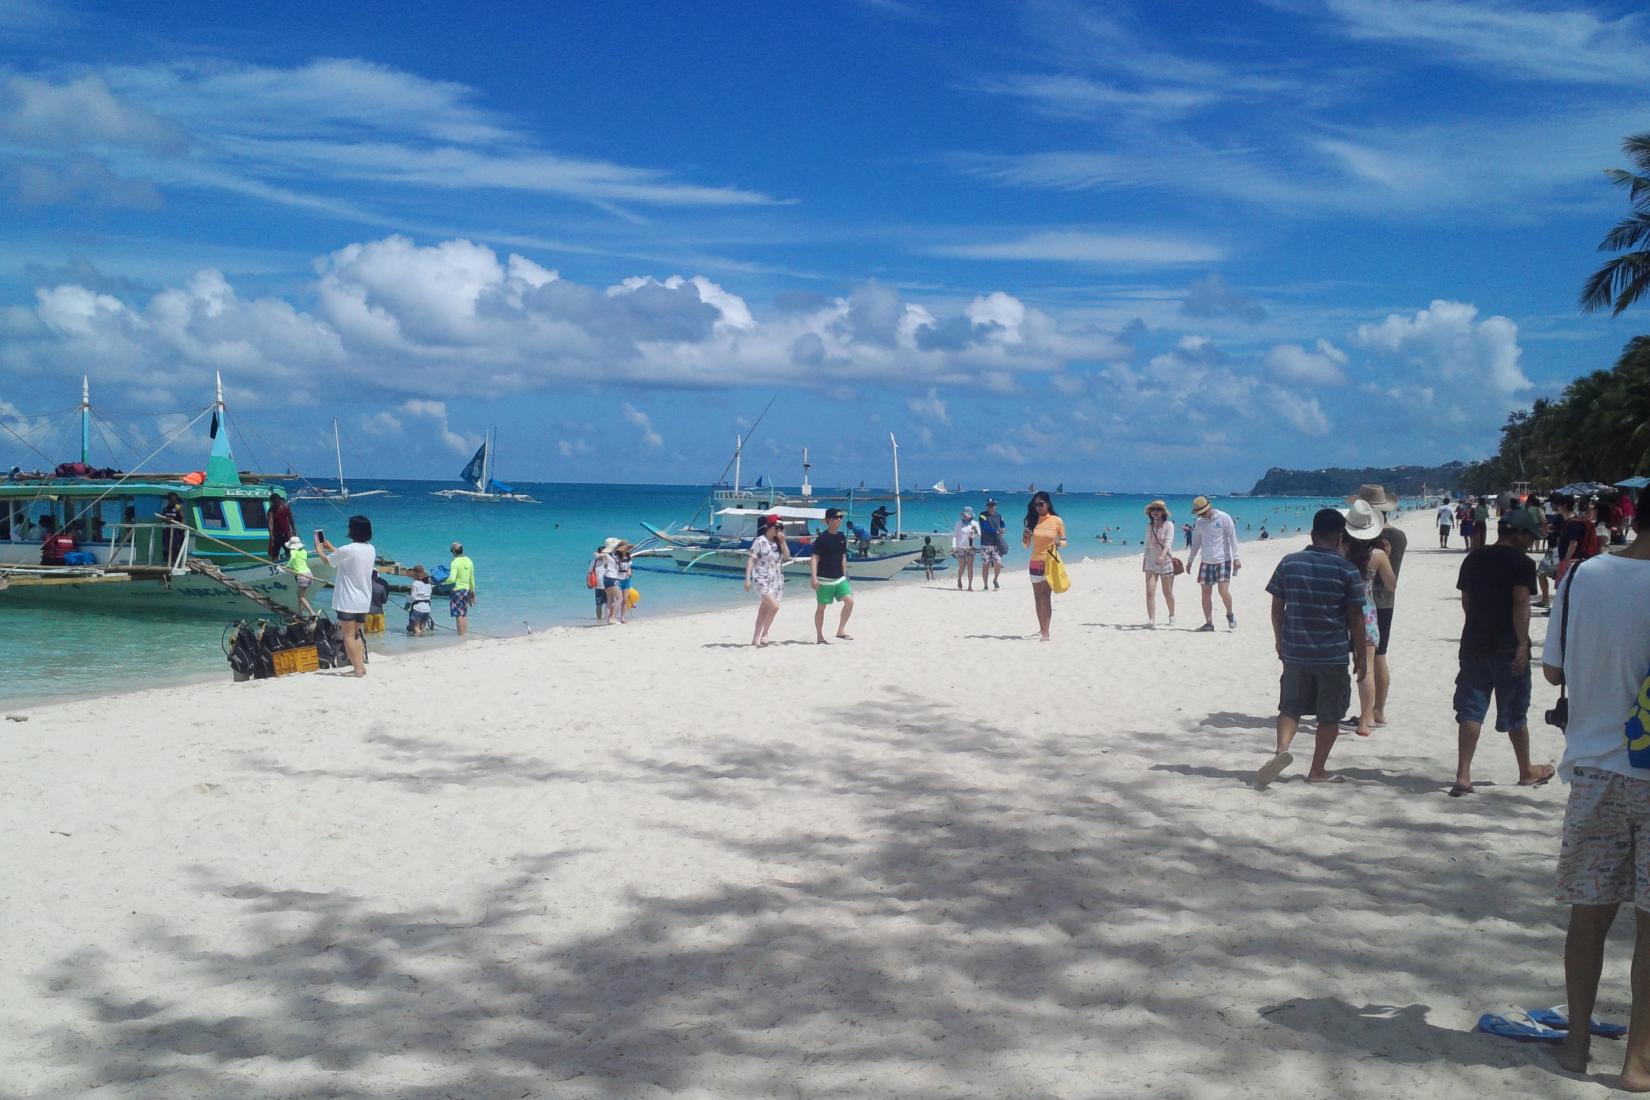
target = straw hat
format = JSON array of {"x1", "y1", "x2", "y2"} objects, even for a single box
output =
[
  {"x1": 1191, "y1": 495, "x2": 1213, "y2": 516},
  {"x1": 1345, "y1": 484, "x2": 1398, "y2": 513},
  {"x1": 1145, "y1": 499, "x2": 1168, "y2": 515},
  {"x1": 601, "y1": 536, "x2": 620, "y2": 552},
  {"x1": 1341, "y1": 499, "x2": 1383, "y2": 540}
]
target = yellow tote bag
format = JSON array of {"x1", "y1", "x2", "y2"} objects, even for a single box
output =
[{"x1": 1046, "y1": 547, "x2": 1070, "y2": 594}]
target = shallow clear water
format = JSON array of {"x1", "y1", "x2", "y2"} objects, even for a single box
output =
[{"x1": 3, "y1": 482, "x2": 1345, "y2": 704}]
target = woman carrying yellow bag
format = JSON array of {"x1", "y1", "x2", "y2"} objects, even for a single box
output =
[{"x1": 1023, "y1": 490, "x2": 1068, "y2": 640}]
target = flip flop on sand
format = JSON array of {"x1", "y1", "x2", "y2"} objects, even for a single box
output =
[
  {"x1": 1527, "y1": 1006, "x2": 1628, "y2": 1039},
  {"x1": 1305, "y1": 773, "x2": 1346, "y2": 784},
  {"x1": 1449, "y1": 783, "x2": 1474, "y2": 797},
  {"x1": 1478, "y1": 1011, "x2": 1566, "y2": 1043},
  {"x1": 1519, "y1": 765, "x2": 1557, "y2": 787},
  {"x1": 1255, "y1": 752, "x2": 1294, "y2": 787}
]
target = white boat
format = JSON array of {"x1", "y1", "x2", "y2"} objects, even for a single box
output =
[
  {"x1": 432, "y1": 429, "x2": 538, "y2": 503},
  {"x1": 651, "y1": 507, "x2": 919, "y2": 580},
  {"x1": 296, "y1": 419, "x2": 392, "y2": 501}
]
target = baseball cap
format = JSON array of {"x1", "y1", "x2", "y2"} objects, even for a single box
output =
[
  {"x1": 824, "y1": 507, "x2": 844, "y2": 519},
  {"x1": 1499, "y1": 509, "x2": 1542, "y2": 536}
]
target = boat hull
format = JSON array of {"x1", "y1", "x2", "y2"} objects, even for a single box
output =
[
  {"x1": 0, "y1": 560, "x2": 315, "y2": 617},
  {"x1": 661, "y1": 545, "x2": 919, "y2": 580}
]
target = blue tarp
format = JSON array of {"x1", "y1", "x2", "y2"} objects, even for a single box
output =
[{"x1": 486, "y1": 479, "x2": 514, "y2": 494}]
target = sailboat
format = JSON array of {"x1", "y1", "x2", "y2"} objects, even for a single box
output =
[
  {"x1": 931, "y1": 480, "x2": 949, "y2": 494},
  {"x1": 296, "y1": 419, "x2": 391, "y2": 500},
  {"x1": 431, "y1": 429, "x2": 538, "y2": 503},
  {"x1": 1055, "y1": 482, "x2": 1064, "y2": 495}
]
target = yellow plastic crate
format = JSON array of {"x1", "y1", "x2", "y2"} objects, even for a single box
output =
[{"x1": 272, "y1": 645, "x2": 320, "y2": 676}]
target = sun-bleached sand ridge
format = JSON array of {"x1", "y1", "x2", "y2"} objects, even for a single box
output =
[{"x1": 0, "y1": 510, "x2": 1608, "y2": 1097}]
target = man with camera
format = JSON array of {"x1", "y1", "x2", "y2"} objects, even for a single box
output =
[
  {"x1": 1449, "y1": 509, "x2": 1554, "y2": 797},
  {"x1": 1546, "y1": 492, "x2": 1650, "y2": 1083}
]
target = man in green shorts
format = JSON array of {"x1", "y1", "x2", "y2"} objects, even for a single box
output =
[{"x1": 811, "y1": 507, "x2": 854, "y2": 644}]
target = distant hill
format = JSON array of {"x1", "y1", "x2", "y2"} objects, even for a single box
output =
[{"x1": 1248, "y1": 462, "x2": 1469, "y2": 497}]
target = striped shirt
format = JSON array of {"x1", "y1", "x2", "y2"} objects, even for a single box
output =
[{"x1": 1265, "y1": 545, "x2": 1363, "y2": 665}]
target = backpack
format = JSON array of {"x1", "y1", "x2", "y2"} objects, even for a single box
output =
[{"x1": 586, "y1": 563, "x2": 599, "y2": 589}]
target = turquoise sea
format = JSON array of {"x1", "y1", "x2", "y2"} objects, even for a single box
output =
[{"x1": 6, "y1": 483, "x2": 1351, "y2": 705}]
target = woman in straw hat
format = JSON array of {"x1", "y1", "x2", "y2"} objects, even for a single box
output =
[
  {"x1": 1142, "y1": 500, "x2": 1178, "y2": 628},
  {"x1": 744, "y1": 513, "x2": 792, "y2": 646},
  {"x1": 1341, "y1": 499, "x2": 1396, "y2": 738}
]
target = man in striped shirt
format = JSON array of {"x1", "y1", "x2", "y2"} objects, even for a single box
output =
[{"x1": 1257, "y1": 508, "x2": 1367, "y2": 786}]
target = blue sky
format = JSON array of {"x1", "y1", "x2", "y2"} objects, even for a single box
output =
[{"x1": 1, "y1": 0, "x2": 1645, "y2": 491}]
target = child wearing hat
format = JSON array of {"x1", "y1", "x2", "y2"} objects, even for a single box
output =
[{"x1": 284, "y1": 535, "x2": 314, "y2": 616}]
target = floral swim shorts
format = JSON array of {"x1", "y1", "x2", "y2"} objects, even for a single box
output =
[{"x1": 1557, "y1": 767, "x2": 1650, "y2": 908}]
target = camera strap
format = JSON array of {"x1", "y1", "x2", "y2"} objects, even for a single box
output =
[{"x1": 1556, "y1": 557, "x2": 1586, "y2": 709}]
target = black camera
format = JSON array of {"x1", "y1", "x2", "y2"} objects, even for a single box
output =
[{"x1": 1545, "y1": 698, "x2": 1569, "y2": 731}]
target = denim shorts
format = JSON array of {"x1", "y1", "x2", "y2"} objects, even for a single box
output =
[{"x1": 1453, "y1": 652, "x2": 1531, "y2": 731}]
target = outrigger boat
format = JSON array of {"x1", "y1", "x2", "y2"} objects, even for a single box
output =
[
  {"x1": 0, "y1": 376, "x2": 343, "y2": 616},
  {"x1": 432, "y1": 429, "x2": 538, "y2": 503},
  {"x1": 294, "y1": 419, "x2": 392, "y2": 501},
  {"x1": 632, "y1": 434, "x2": 946, "y2": 579}
]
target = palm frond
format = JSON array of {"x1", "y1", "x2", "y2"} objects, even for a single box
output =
[
  {"x1": 1616, "y1": 262, "x2": 1650, "y2": 317},
  {"x1": 1604, "y1": 168, "x2": 1650, "y2": 209},
  {"x1": 1581, "y1": 252, "x2": 1650, "y2": 315},
  {"x1": 1626, "y1": 132, "x2": 1650, "y2": 175},
  {"x1": 1600, "y1": 213, "x2": 1650, "y2": 252}
]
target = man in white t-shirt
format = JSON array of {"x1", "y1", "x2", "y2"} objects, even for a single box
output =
[
  {"x1": 1545, "y1": 493, "x2": 1650, "y2": 1081},
  {"x1": 316, "y1": 514, "x2": 376, "y2": 678},
  {"x1": 1435, "y1": 499, "x2": 1454, "y2": 549}
]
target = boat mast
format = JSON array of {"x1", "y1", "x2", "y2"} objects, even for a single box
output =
[
  {"x1": 481, "y1": 428, "x2": 493, "y2": 493},
  {"x1": 733, "y1": 434, "x2": 742, "y2": 492},
  {"x1": 890, "y1": 432, "x2": 902, "y2": 537},
  {"x1": 333, "y1": 418, "x2": 345, "y2": 495},
  {"x1": 79, "y1": 375, "x2": 91, "y2": 465},
  {"x1": 801, "y1": 447, "x2": 812, "y2": 498}
]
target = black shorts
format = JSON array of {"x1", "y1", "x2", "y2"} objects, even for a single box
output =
[
  {"x1": 1375, "y1": 606, "x2": 1394, "y2": 656},
  {"x1": 1279, "y1": 663, "x2": 1352, "y2": 723},
  {"x1": 336, "y1": 610, "x2": 367, "y2": 623}
]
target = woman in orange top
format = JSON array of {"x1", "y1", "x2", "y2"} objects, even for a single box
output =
[{"x1": 1022, "y1": 490, "x2": 1067, "y2": 640}]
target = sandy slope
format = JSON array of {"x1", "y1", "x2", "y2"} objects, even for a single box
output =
[{"x1": 0, "y1": 510, "x2": 1613, "y2": 1098}]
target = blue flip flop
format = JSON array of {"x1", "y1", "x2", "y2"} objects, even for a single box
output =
[
  {"x1": 1477, "y1": 1011, "x2": 1566, "y2": 1043},
  {"x1": 1527, "y1": 1006, "x2": 1629, "y2": 1039}
]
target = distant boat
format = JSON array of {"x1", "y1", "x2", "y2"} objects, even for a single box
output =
[
  {"x1": 1026, "y1": 483, "x2": 1035, "y2": 493},
  {"x1": 1055, "y1": 482, "x2": 1064, "y2": 494},
  {"x1": 432, "y1": 429, "x2": 539, "y2": 503},
  {"x1": 296, "y1": 419, "x2": 391, "y2": 501},
  {"x1": 931, "y1": 479, "x2": 949, "y2": 494}
]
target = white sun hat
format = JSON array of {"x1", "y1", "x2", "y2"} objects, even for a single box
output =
[{"x1": 1341, "y1": 498, "x2": 1383, "y2": 540}]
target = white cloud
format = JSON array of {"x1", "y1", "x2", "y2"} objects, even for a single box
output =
[
  {"x1": 0, "y1": 73, "x2": 185, "y2": 151},
  {"x1": 1305, "y1": 0, "x2": 1650, "y2": 84},
  {"x1": 906, "y1": 386, "x2": 950, "y2": 425},
  {"x1": 622, "y1": 402, "x2": 663, "y2": 449},
  {"x1": 360, "y1": 411, "x2": 401, "y2": 435},
  {"x1": 1352, "y1": 299, "x2": 1530, "y2": 425},
  {"x1": 1265, "y1": 340, "x2": 1349, "y2": 386},
  {"x1": 986, "y1": 441, "x2": 1027, "y2": 464},
  {"x1": 2, "y1": 234, "x2": 1171, "y2": 403},
  {"x1": 1272, "y1": 391, "x2": 1331, "y2": 436},
  {"x1": 557, "y1": 438, "x2": 591, "y2": 458},
  {"x1": 396, "y1": 399, "x2": 472, "y2": 455},
  {"x1": 933, "y1": 230, "x2": 1222, "y2": 265}
]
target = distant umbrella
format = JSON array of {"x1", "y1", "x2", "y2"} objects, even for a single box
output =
[
  {"x1": 1556, "y1": 482, "x2": 1616, "y2": 496},
  {"x1": 1615, "y1": 476, "x2": 1650, "y2": 489}
]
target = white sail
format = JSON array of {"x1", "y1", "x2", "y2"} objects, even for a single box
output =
[{"x1": 931, "y1": 479, "x2": 948, "y2": 494}]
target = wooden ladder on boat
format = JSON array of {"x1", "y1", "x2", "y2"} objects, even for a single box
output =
[{"x1": 186, "y1": 559, "x2": 293, "y2": 618}]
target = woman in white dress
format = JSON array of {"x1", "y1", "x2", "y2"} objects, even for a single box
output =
[
  {"x1": 744, "y1": 515, "x2": 792, "y2": 646},
  {"x1": 1142, "y1": 500, "x2": 1177, "y2": 628}
]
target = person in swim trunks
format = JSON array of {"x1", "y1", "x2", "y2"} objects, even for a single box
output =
[{"x1": 810, "y1": 508, "x2": 854, "y2": 644}]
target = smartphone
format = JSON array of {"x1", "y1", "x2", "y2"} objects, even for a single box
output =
[{"x1": 314, "y1": 527, "x2": 326, "y2": 547}]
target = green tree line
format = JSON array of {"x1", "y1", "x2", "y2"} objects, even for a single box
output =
[{"x1": 1460, "y1": 335, "x2": 1650, "y2": 493}]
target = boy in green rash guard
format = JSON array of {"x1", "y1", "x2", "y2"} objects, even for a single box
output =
[
  {"x1": 448, "y1": 541, "x2": 477, "y2": 636},
  {"x1": 285, "y1": 536, "x2": 314, "y2": 616}
]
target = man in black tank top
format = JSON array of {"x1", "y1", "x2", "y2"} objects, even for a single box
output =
[{"x1": 811, "y1": 508, "x2": 854, "y2": 643}]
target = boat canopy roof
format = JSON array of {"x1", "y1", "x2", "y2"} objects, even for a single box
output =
[
  {"x1": 715, "y1": 506, "x2": 829, "y2": 521},
  {"x1": 0, "y1": 477, "x2": 282, "y2": 500}
]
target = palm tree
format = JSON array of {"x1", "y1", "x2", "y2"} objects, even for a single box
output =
[{"x1": 1581, "y1": 133, "x2": 1650, "y2": 315}]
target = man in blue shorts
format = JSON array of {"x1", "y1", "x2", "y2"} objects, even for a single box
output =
[
  {"x1": 811, "y1": 508, "x2": 854, "y2": 644},
  {"x1": 448, "y1": 541, "x2": 477, "y2": 636}
]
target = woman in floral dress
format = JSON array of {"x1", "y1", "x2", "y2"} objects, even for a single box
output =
[{"x1": 744, "y1": 515, "x2": 792, "y2": 647}]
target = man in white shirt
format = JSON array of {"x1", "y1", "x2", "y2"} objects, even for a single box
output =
[
  {"x1": 1184, "y1": 495, "x2": 1241, "y2": 632},
  {"x1": 1436, "y1": 499, "x2": 1454, "y2": 549},
  {"x1": 1545, "y1": 493, "x2": 1650, "y2": 1082}
]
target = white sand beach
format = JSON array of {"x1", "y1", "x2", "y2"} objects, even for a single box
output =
[{"x1": 0, "y1": 510, "x2": 1610, "y2": 1097}]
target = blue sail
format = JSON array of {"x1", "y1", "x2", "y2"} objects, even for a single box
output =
[
  {"x1": 459, "y1": 443, "x2": 486, "y2": 487},
  {"x1": 486, "y1": 478, "x2": 514, "y2": 495}
]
